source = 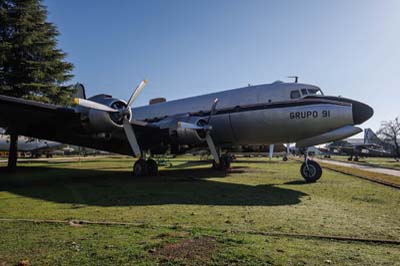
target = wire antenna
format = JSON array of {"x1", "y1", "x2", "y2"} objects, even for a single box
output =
[{"x1": 288, "y1": 76, "x2": 299, "y2": 83}]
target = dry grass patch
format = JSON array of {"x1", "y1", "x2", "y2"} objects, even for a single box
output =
[{"x1": 153, "y1": 237, "x2": 218, "y2": 265}]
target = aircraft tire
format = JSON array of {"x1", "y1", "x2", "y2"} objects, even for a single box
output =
[
  {"x1": 133, "y1": 159, "x2": 148, "y2": 176},
  {"x1": 300, "y1": 160, "x2": 322, "y2": 183},
  {"x1": 225, "y1": 156, "x2": 231, "y2": 169},
  {"x1": 283, "y1": 156, "x2": 288, "y2": 161},
  {"x1": 146, "y1": 158, "x2": 158, "y2": 176},
  {"x1": 212, "y1": 156, "x2": 230, "y2": 171}
]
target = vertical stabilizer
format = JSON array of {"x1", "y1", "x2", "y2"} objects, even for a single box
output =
[
  {"x1": 364, "y1": 128, "x2": 381, "y2": 145},
  {"x1": 73, "y1": 83, "x2": 86, "y2": 99}
]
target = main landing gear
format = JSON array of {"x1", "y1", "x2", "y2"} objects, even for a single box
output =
[
  {"x1": 348, "y1": 155, "x2": 359, "y2": 162},
  {"x1": 133, "y1": 158, "x2": 158, "y2": 176},
  {"x1": 212, "y1": 154, "x2": 232, "y2": 171},
  {"x1": 300, "y1": 150, "x2": 322, "y2": 183}
]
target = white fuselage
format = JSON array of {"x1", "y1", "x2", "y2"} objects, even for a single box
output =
[{"x1": 133, "y1": 82, "x2": 356, "y2": 146}]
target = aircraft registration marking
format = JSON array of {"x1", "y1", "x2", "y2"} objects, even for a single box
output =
[{"x1": 290, "y1": 110, "x2": 331, "y2": 119}]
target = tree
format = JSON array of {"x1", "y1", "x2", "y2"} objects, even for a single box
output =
[
  {"x1": 377, "y1": 117, "x2": 400, "y2": 159},
  {"x1": 0, "y1": 0, "x2": 74, "y2": 170}
]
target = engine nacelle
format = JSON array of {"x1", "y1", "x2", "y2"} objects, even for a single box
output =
[
  {"x1": 79, "y1": 94, "x2": 131, "y2": 132},
  {"x1": 170, "y1": 117, "x2": 207, "y2": 145}
]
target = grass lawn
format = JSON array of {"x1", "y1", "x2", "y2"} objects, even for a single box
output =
[{"x1": 0, "y1": 156, "x2": 399, "y2": 265}]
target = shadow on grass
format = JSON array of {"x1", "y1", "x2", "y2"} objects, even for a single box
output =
[
  {"x1": 233, "y1": 159, "x2": 284, "y2": 164},
  {"x1": 283, "y1": 180, "x2": 308, "y2": 185},
  {"x1": 168, "y1": 160, "x2": 212, "y2": 169},
  {"x1": 0, "y1": 166, "x2": 307, "y2": 207}
]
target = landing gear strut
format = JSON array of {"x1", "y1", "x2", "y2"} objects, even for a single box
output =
[
  {"x1": 133, "y1": 158, "x2": 159, "y2": 176},
  {"x1": 300, "y1": 150, "x2": 322, "y2": 183}
]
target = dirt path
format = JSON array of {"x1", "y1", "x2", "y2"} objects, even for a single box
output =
[{"x1": 318, "y1": 159, "x2": 400, "y2": 177}]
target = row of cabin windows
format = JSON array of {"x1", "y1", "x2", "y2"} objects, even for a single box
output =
[{"x1": 290, "y1": 88, "x2": 323, "y2": 99}]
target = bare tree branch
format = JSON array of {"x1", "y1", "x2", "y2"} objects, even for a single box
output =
[{"x1": 378, "y1": 116, "x2": 400, "y2": 158}]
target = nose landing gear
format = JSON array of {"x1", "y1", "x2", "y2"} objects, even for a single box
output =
[{"x1": 300, "y1": 150, "x2": 322, "y2": 183}]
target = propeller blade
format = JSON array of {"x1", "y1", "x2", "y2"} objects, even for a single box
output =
[
  {"x1": 205, "y1": 133, "x2": 220, "y2": 164},
  {"x1": 123, "y1": 117, "x2": 141, "y2": 157},
  {"x1": 73, "y1": 98, "x2": 118, "y2": 113},
  {"x1": 211, "y1": 98, "x2": 219, "y2": 114},
  {"x1": 130, "y1": 119, "x2": 149, "y2": 127},
  {"x1": 207, "y1": 98, "x2": 219, "y2": 123},
  {"x1": 127, "y1": 79, "x2": 148, "y2": 107},
  {"x1": 177, "y1": 121, "x2": 204, "y2": 130}
]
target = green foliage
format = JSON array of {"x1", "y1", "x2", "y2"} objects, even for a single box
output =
[{"x1": 0, "y1": 0, "x2": 74, "y2": 105}]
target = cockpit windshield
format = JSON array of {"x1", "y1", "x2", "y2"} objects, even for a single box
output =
[
  {"x1": 307, "y1": 88, "x2": 323, "y2": 95},
  {"x1": 290, "y1": 88, "x2": 324, "y2": 99}
]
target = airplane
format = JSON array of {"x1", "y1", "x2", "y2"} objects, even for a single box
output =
[
  {"x1": 331, "y1": 128, "x2": 398, "y2": 161},
  {"x1": 0, "y1": 79, "x2": 373, "y2": 182},
  {"x1": 0, "y1": 128, "x2": 63, "y2": 158}
]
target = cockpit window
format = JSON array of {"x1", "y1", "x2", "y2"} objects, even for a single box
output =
[
  {"x1": 301, "y1": 89, "x2": 308, "y2": 95},
  {"x1": 290, "y1": 90, "x2": 301, "y2": 99},
  {"x1": 307, "y1": 88, "x2": 323, "y2": 95}
]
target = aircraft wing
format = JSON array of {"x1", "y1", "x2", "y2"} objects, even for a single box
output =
[{"x1": 0, "y1": 95, "x2": 161, "y2": 155}]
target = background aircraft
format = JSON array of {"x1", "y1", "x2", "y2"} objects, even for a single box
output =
[
  {"x1": 0, "y1": 79, "x2": 373, "y2": 182},
  {"x1": 327, "y1": 128, "x2": 398, "y2": 161},
  {"x1": 0, "y1": 129, "x2": 63, "y2": 158}
]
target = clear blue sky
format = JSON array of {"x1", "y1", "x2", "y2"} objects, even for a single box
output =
[{"x1": 45, "y1": 0, "x2": 400, "y2": 133}]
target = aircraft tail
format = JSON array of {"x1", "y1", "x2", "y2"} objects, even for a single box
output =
[
  {"x1": 364, "y1": 128, "x2": 381, "y2": 145},
  {"x1": 73, "y1": 83, "x2": 86, "y2": 99}
]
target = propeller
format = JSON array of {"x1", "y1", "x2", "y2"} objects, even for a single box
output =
[
  {"x1": 73, "y1": 98, "x2": 119, "y2": 113},
  {"x1": 127, "y1": 80, "x2": 147, "y2": 106},
  {"x1": 73, "y1": 79, "x2": 148, "y2": 157},
  {"x1": 207, "y1": 98, "x2": 219, "y2": 124},
  {"x1": 205, "y1": 133, "x2": 220, "y2": 164},
  {"x1": 178, "y1": 98, "x2": 220, "y2": 164}
]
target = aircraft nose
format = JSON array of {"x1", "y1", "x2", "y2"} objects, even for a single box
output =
[{"x1": 351, "y1": 100, "x2": 374, "y2": 125}]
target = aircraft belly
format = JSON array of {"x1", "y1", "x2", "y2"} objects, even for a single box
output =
[{"x1": 229, "y1": 104, "x2": 353, "y2": 145}]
